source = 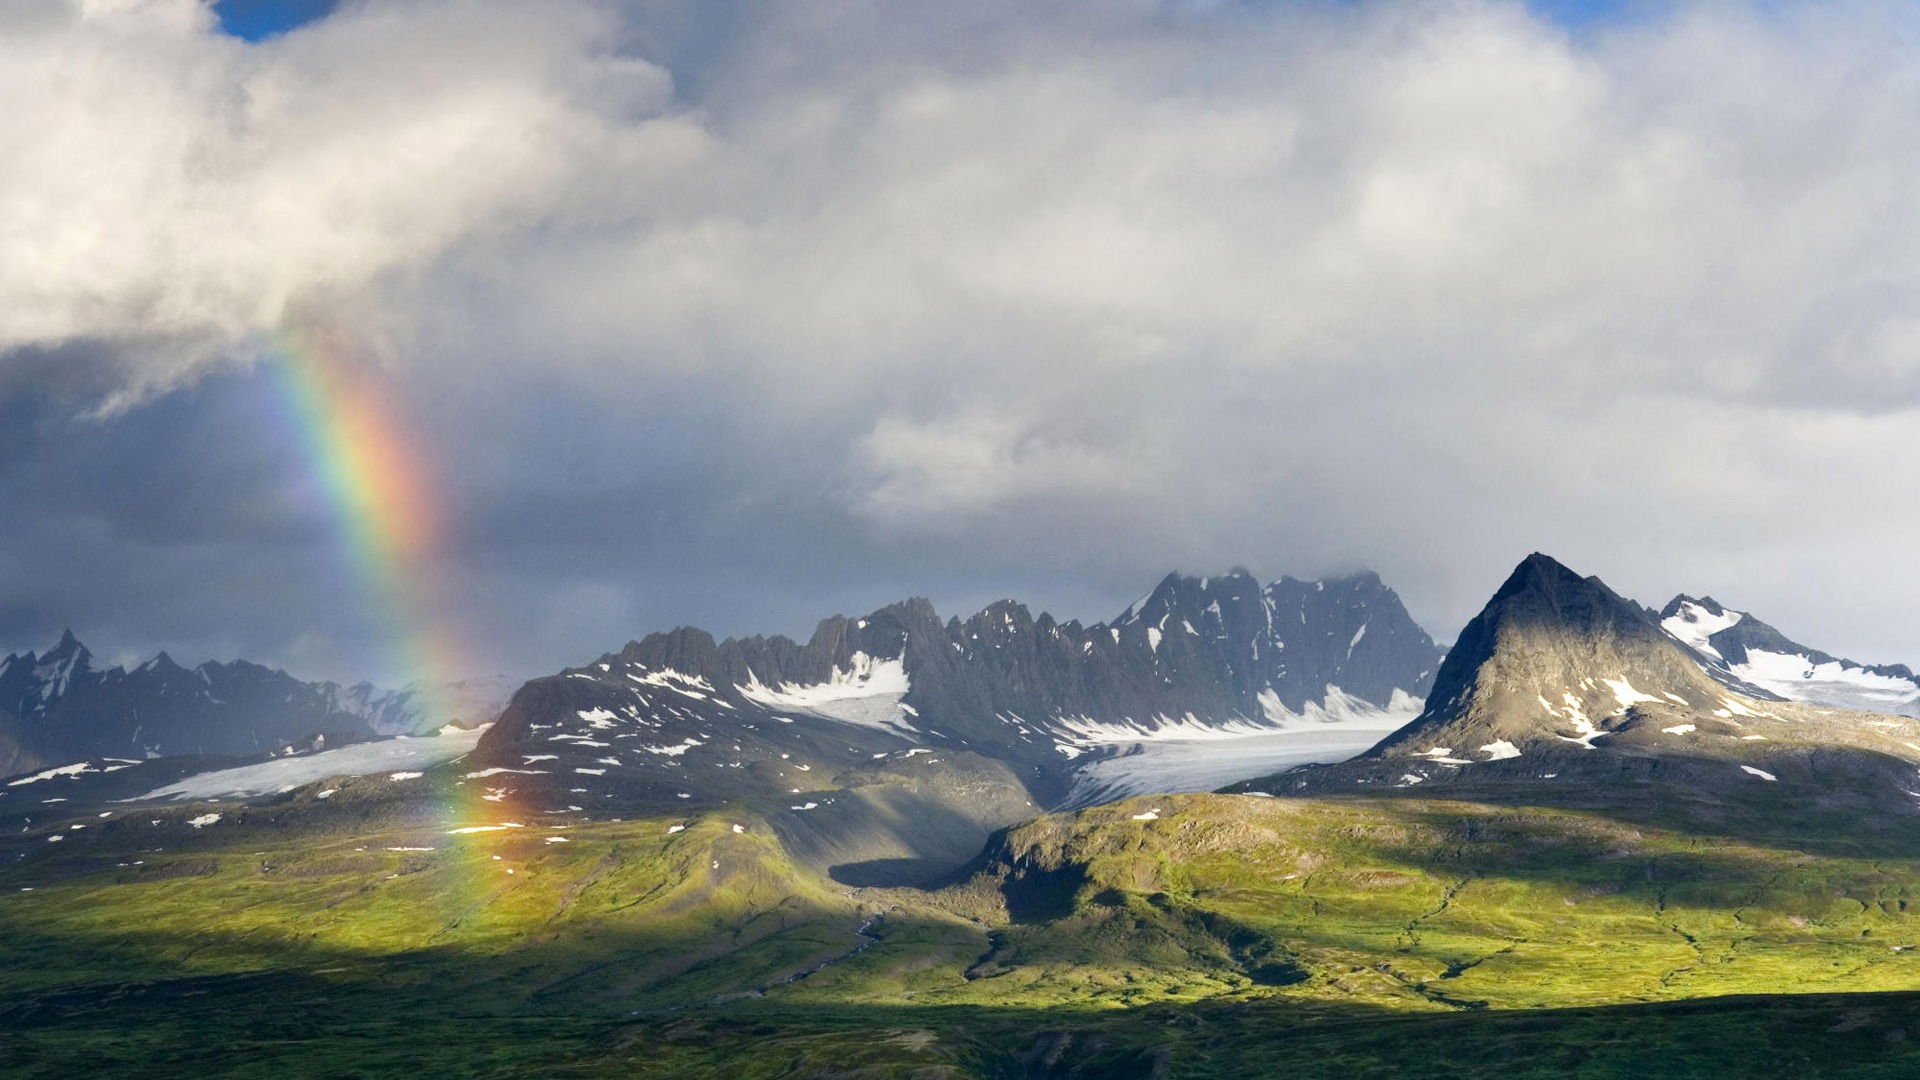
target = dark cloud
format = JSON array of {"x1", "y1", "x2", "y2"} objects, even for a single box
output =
[{"x1": 7, "y1": 0, "x2": 1920, "y2": 684}]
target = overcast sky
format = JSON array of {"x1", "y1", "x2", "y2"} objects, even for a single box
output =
[{"x1": 4, "y1": 0, "x2": 1920, "y2": 686}]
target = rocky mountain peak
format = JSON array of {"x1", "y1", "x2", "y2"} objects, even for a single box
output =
[
  {"x1": 41, "y1": 629, "x2": 90, "y2": 668},
  {"x1": 1657, "y1": 592, "x2": 1920, "y2": 716},
  {"x1": 1370, "y1": 553, "x2": 1721, "y2": 759},
  {"x1": 1662, "y1": 594, "x2": 1729, "y2": 620}
]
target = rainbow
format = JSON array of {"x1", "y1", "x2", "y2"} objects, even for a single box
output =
[
  {"x1": 263, "y1": 320, "x2": 540, "y2": 888},
  {"x1": 263, "y1": 318, "x2": 469, "y2": 731}
]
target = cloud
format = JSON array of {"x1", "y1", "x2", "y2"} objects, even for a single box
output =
[
  {"x1": 0, "y1": 0, "x2": 676, "y2": 407},
  {"x1": 9, "y1": 0, "x2": 1920, "y2": 673}
]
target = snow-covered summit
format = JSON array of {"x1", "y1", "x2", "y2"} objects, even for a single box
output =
[{"x1": 1659, "y1": 595, "x2": 1920, "y2": 718}]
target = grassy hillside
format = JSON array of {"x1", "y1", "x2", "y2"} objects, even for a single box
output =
[{"x1": 8, "y1": 791, "x2": 1920, "y2": 1077}]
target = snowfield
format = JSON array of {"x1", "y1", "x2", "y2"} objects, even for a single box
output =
[
  {"x1": 1058, "y1": 689, "x2": 1421, "y2": 807},
  {"x1": 134, "y1": 726, "x2": 491, "y2": 801},
  {"x1": 1662, "y1": 601, "x2": 1744, "y2": 662},
  {"x1": 737, "y1": 652, "x2": 917, "y2": 735},
  {"x1": 1728, "y1": 650, "x2": 1920, "y2": 718}
]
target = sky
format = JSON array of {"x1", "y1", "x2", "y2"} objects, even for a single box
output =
[{"x1": 4, "y1": 0, "x2": 1920, "y2": 688}]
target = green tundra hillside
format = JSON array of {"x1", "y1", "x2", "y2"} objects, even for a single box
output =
[{"x1": 8, "y1": 787, "x2": 1920, "y2": 1078}]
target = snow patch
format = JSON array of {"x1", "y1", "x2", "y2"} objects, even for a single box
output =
[
  {"x1": 1740, "y1": 765, "x2": 1778, "y2": 781},
  {"x1": 1662, "y1": 724, "x2": 1697, "y2": 735},
  {"x1": 187, "y1": 813, "x2": 221, "y2": 828},
  {"x1": 738, "y1": 653, "x2": 916, "y2": 735},
  {"x1": 1662, "y1": 601, "x2": 1743, "y2": 662},
  {"x1": 8, "y1": 761, "x2": 99, "y2": 786},
  {"x1": 1545, "y1": 694, "x2": 1608, "y2": 750},
  {"x1": 627, "y1": 667, "x2": 715, "y2": 699},
  {"x1": 641, "y1": 739, "x2": 702, "y2": 757},
  {"x1": 1058, "y1": 689, "x2": 1421, "y2": 807},
  {"x1": 577, "y1": 708, "x2": 619, "y2": 729},
  {"x1": 1601, "y1": 678, "x2": 1661, "y2": 710},
  {"x1": 134, "y1": 726, "x2": 490, "y2": 802},
  {"x1": 1729, "y1": 650, "x2": 1920, "y2": 717},
  {"x1": 1479, "y1": 739, "x2": 1522, "y2": 761}
]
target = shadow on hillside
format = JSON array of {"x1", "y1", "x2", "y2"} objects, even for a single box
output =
[
  {"x1": 12, "y1": 938, "x2": 1920, "y2": 1080},
  {"x1": 828, "y1": 856, "x2": 958, "y2": 887},
  {"x1": 1275, "y1": 744, "x2": 1920, "y2": 862},
  {"x1": 13, "y1": 817, "x2": 1920, "y2": 1079}
]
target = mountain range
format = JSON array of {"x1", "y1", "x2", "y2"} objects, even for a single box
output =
[
  {"x1": 12, "y1": 557, "x2": 1920, "y2": 829},
  {"x1": 14, "y1": 552, "x2": 1920, "y2": 1077},
  {"x1": 0, "y1": 632, "x2": 511, "y2": 777},
  {"x1": 1660, "y1": 594, "x2": 1920, "y2": 717},
  {"x1": 1235, "y1": 554, "x2": 1920, "y2": 838},
  {"x1": 461, "y1": 568, "x2": 1445, "y2": 816}
]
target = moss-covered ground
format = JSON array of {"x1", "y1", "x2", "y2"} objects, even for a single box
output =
[{"x1": 8, "y1": 792, "x2": 1920, "y2": 1077}]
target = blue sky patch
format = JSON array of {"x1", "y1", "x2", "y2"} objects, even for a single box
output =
[{"x1": 214, "y1": 0, "x2": 338, "y2": 42}]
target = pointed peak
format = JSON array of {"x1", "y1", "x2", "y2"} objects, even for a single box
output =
[
  {"x1": 868, "y1": 596, "x2": 939, "y2": 624},
  {"x1": 40, "y1": 630, "x2": 91, "y2": 671},
  {"x1": 1369, "y1": 552, "x2": 1715, "y2": 760},
  {"x1": 1119, "y1": 573, "x2": 1188, "y2": 623},
  {"x1": 1516, "y1": 551, "x2": 1576, "y2": 578},
  {"x1": 975, "y1": 598, "x2": 1033, "y2": 624},
  {"x1": 1489, "y1": 553, "x2": 1618, "y2": 602},
  {"x1": 1659, "y1": 593, "x2": 1726, "y2": 619}
]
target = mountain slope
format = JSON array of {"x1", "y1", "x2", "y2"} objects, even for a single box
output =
[
  {"x1": 1661, "y1": 595, "x2": 1920, "y2": 717},
  {"x1": 0, "y1": 632, "x2": 511, "y2": 777},
  {"x1": 0, "y1": 633, "x2": 372, "y2": 776},
  {"x1": 464, "y1": 568, "x2": 1444, "y2": 815},
  {"x1": 1367, "y1": 553, "x2": 1728, "y2": 760},
  {"x1": 1242, "y1": 554, "x2": 1920, "y2": 819}
]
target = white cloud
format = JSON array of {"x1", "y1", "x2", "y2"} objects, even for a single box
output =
[
  {"x1": 0, "y1": 0, "x2": 674, "y2": 406},
  {"x1": 10, "y1": 0, "x2": 1920, "y2": 662}
]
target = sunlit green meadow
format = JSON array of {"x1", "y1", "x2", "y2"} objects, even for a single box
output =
[{"x1": 8, "y1": 793, "x2": 1920, "y2": 1077}]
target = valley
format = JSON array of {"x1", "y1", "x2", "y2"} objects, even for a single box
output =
[
  {"x1": 9, "y1": 554, "x2": 1920, "y2": 1077},
  {"x1": 8, "y1": 789, "x2": 1920, "y2": 1077}
]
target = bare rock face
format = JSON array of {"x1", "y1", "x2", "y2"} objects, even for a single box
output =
[
  {"x1": 467, "y1": 567, "x2": 1445, "y2": 812},
  {"x1": 1660, "y1": 595, "x2": 1920, "y2": 718},
  {"x1": 1240, "y1": 554, "x2": 1920, "y2": 823},
  {"x1": 0, "y1": 633, "x2": 381, "y2": 775},
  {"x1": 0, "y1": 631, "x2": 510, "y2": 778},
  {"x1": 1370, "y1": 553, "x2": 1730, "y2": 760}
]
